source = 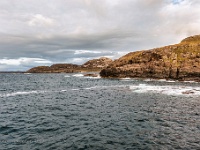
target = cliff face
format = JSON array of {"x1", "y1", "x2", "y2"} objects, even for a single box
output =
[
  {"x1": 27, "y1": 57, "x2": 113, "y2": 73},
  {"x1": 100, "y1": 35, "x2": 200, "y2": 81}
]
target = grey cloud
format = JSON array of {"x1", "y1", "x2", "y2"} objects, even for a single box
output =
[
  {"x1": 0, "y1": 0, "x2": 200, "y2": 71},
  {"x1": 0, "y1": 30, "x2": 136, "y2": 58}
]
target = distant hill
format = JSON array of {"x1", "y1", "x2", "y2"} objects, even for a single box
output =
[
  {"x1": 26, "y1": 57, "x2": 113, "y2": 73},
  {"x1": 100, "y1": 35, "x2": 200, "y2": 81}
]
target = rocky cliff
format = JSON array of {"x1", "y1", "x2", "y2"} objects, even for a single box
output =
[
  {"x1": 27, "y1": 57, "x2": 113, "y2": 73},
  {"x1": 100, "y1": 35, "x2": 200, "y2": 81}
]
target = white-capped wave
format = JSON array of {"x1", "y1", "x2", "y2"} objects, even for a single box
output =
[
  {"x1": 157, "y1": 79, "x2": 167, "y2": 82},
  {"x1": 84, "y1": 75, "x2": 101, "y2": 79},
  {"x1": 61, "y1": 90, "x2": 67, "y2": 92},
  {"x1": 72, "y1": 74, "x2": 84, "y2": 77},
  {"x1": 120, "y1": 77, "x2": 132, "y2": 80},
  {"x1": 143, "y1": 78, "x2": 176, "y2": 82},
  {"x1": 64, "y1": 75, "x2": 70, "y2": 78},
  {"x1": 143, "y1": 78, "x2": 152, "y2": 81},
  {"x1": 1, "y1": 91, "x2": 39, "y2": 97},
  {"x1": 71, "y1": 89, "x2": 80, "y2": 91},
  {"x1": 183, "y1": 81, "x2": 198, "y2": 83},
  {"x1": 129, "y1": 84, "x2": 200, "y2": 96},
  {"x1": 166, "y1": 80, "x2": 176, "y2": 83},
  {"x1": 84, "y1": 87, "x2": 95, "y2": 90}
]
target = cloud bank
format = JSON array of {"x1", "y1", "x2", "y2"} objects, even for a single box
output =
[{"x1": 0, "y1": 0, "x2": 200, "y2": 71}]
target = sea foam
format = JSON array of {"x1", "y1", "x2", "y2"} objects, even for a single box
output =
[
  {"x1": 129, "y1": 84, "x2": 200, "y2": 96},
  {"x1": 72, "y1": 74, "x2": 84, "y2": 77},
  {"x1": 64, "y1": 75, "x2": 70, "y2": 78},
  {"x1": 1, "y1": 91, "x2": 39, "y2": 97},
  {"x1": 84, "y1": 75, "x2": 101, "y2": 79}
]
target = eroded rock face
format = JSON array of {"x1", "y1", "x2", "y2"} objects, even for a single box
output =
[
  {"x1": 26, "y1": 57, "x2": 113, "y2": 73},
  {"x1": 100, "y1": 35, "x2": 200, "y2": 81}
]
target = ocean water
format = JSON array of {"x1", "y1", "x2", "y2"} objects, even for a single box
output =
[{"x1": 0, "y1": 73, "x2": 200, "y2": 150}]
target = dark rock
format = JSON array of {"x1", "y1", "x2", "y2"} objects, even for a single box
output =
[{"x1": 84, "y1": 74, "x2": 98, "y2": 77}]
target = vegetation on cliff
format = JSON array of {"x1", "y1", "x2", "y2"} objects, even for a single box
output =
[{"x1": 100, "y1": 35, "x2": 200, "y2": 81}]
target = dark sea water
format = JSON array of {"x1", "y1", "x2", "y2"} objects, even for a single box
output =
[{"x1": 0, "y1": 73, "x2": 200, "y2": 150}]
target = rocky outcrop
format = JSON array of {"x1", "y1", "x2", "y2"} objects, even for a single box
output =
[
  {"x1": 27, "y1": 57, "x2": 113, "y2": 73},
  {"x1": 100, "y1": 35, "x2": 200, "y2": 81},
  {"x1": 27, "y1": 64, "x2": 80, "y2": 73},
  {"x1": 81, "y1": 57, "x2": 113, "y2": 69}
]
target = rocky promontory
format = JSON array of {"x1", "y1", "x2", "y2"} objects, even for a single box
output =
[
  {"x1": 27, "y1": 64, "x2": 80, "y2": 73},
  {"x1": 100, "y1": 35, "x2": 200, "y2": 81},
  {"x1": 27, "y1": 57, "x2": 113, "y2": 73}
]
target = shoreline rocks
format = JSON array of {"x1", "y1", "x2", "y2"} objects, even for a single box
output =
[{"x1": 84, "y1": 73, "x2": 99, "y2": 77}]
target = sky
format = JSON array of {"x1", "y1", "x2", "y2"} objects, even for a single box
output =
[{"x1": 0, "y1": 0, "x2": 200, "y2": 71}]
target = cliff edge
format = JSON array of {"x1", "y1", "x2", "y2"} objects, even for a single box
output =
[{"x1": 100, "y1": 35, "x2": 200, "y2": 81}]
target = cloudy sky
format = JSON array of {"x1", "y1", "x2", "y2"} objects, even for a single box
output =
[{"x1": 0, "y1": 0, "x2": 200, "y2": 71}]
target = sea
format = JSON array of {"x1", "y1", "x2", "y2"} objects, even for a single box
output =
[{"x1": 0, "y1": 73, "x2": 200, "y2": 150}]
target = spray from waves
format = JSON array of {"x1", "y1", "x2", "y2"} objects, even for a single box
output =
[
  {"x1": 2, "y1": 84, "x2": 199, "y2": 98},
  {"x1": 0, "y1": 87, "x2": 99, "y2": 98},
  {"x1": 72, "y1": 74, "x2": 101, "y2": 79},
  {"x1": 120, "y1": 78, "x2": 177, "y2": 83},
  {"x1": 129, "y1": 84, "x2": 200, "y2": 96},
  {"x1": 0, "y1": 91, "x2": 41, "y2": 98},
  {"x1": 60, "y1": 85, "x2": 129, "y2": 92},
  {"x1": 120, "y1": 77, "x2": 132, "y2": 80},
  {"x1": 84, "y1": 75, "x2": 101, "y2": 79},
  {"x1": 85, "y1": 84, "x2": 200, "y2": 96},
  {"x1": 120, "y1": 78, "x2": 132, "y2": 81},
  {"x1": 64, "y1": 75, "x2": 70, "y2": 78},
  {"x1": 72, "y1": 74, "x2": 84, "y2": 77},
  {"x1": 60, "y1": 84, "x2": 200, "y2": 96}
]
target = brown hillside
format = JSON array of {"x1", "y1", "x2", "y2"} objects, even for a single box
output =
[{"x1": 100, "y1": 35, "x2": 200, "y2": 81}]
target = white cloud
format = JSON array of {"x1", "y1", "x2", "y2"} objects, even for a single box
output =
[
  {"x1": 0, "y1": 57, "x2": 52, "y2": 66},
  {"x1": 0, "y1": 57, "x2": 52, "y2": 71},
  {"x1": 0, "y1": 58, "x2": 21, "y2": 66},
  {"x1": 159, "y1": 0, "x2": 200, "y2": 38},
  {"x1": 28, "y1": 14, "x2": 55, "y2": 27},
  {"x1": 74, "y1": 50, "x2": 102, "y2": 55}
]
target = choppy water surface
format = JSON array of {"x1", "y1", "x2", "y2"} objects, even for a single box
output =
[{"x1": 0, "y1": 73, "x2": 200, "y2": 150}]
